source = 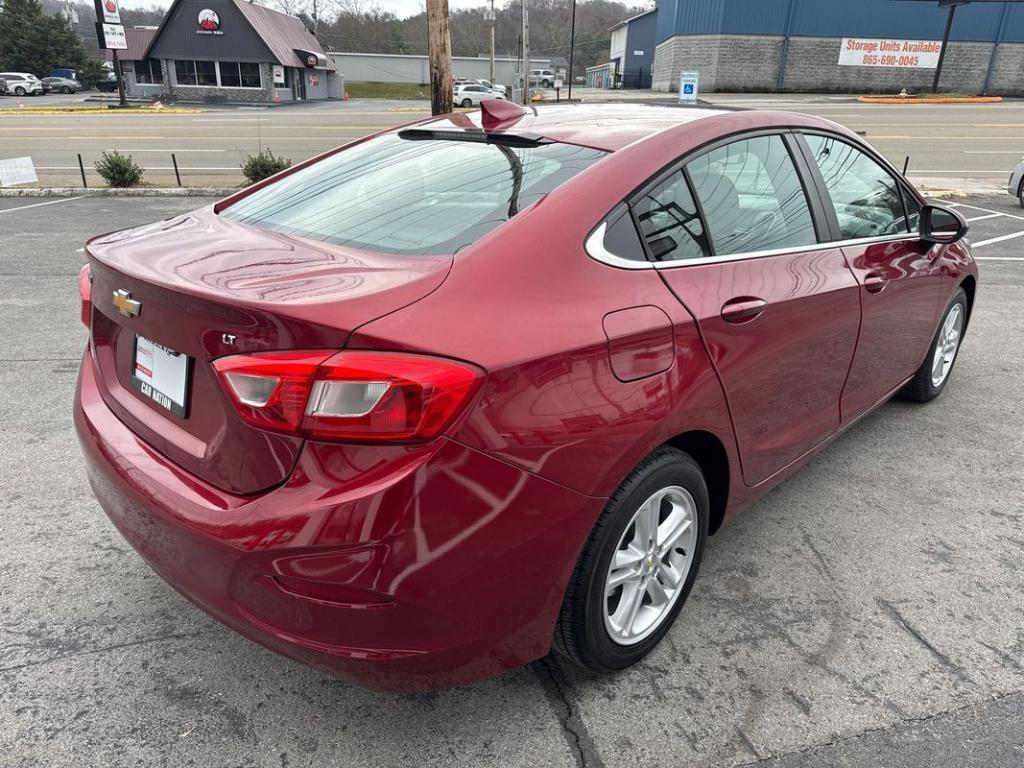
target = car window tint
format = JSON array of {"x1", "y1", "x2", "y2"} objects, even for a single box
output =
[
  {"x1": 631, "y1": 170, "x2": 711, "y2": 262},
  {"x1": 222, "y1": 134, "x2": 606, "y2": 256},
  {"x1": 805, "y1": 134, "x2": 909, "y2": 239},
  {"x1": 687, "y1": 135, "x2": 817, "y2": 256}
]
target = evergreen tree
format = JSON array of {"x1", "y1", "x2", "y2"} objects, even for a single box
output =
[{"x1": 0, "y1": 0, "x2": 93, "y2": 76}]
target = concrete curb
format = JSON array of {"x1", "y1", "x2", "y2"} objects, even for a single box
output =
[
  {"x1": 0, "y1": 187, "x2": 237, "y2": 198},
  {"x1": 858, "y1": 95, "x2": 1004, "y2": 104}
]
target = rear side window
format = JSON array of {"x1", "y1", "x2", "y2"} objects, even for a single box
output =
[
  {"x1": 632, "y1": 170, "x2": 711, "y2": 262},
  {"x1": 805, "y1": 134, "x2": 910, "y2": 240},
  {"x1": 687, "y1": 134, "x2": 817, "y2": 256},
  {"x1": 221, "y1": 134, "x2": 605, "y2": 255}
]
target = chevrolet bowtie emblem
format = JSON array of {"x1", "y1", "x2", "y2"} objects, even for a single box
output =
[{"x1": 112, "y1": 289, "x2": 141, "y2": 318}]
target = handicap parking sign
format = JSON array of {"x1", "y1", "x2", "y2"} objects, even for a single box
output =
[{"x1": 679, "y1": 71, "x2": 699, "y2": 104}]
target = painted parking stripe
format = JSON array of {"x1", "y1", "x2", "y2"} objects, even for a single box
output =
[
  {"x1": 965, "y1": 213, "x2": 1005, "y2": 222},
  {"x1": 973, "y1": 256, "x2": 1024, "y2": 261},
  {"x1": 948, "y1": 202, "x2": 1024, "y2": 222},
  {"x1": 972, "y1": 230, "x2": 1024, "y2": 248},
  {"x1": 0, "y1": 196, "x2": 84, "y2": 214}
]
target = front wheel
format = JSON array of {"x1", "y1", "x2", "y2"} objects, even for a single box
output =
[
  {"x1": 14, "y1": 86, "x2": 26, "y2": 96},
  {"x1": 461, "y1": 98, "x2": 472, "y2": 108},
  {"x1": 555, "y1": 447, "x2": 708, "y2": 672},
  {"x1": 60, "y1": 86, "x2": 71, "y2": 94},
  {"x1": 900, "y1": 287, "x2": 967, "y2": 402}
]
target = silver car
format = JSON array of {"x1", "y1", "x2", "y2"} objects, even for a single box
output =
[
  {"x1": 1009, "y1": 158, "x2": 1024, "y2": 208},
  {"x1": 42, "y1": 76, "x2": 81, "y2": 94}
]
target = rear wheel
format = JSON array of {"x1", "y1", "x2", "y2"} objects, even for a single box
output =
[
  {"x1": 555, "y1": 447, "x2": 708, "y2": 672},
  {"x1": 60, "y1": 86, "x2": 71, "y2": 94},
  {"x1": 1018, "y1": 179, "x2": 1024, "y2": 209},
  {"x1": 14, "y1": 86, "x2": 26, "y2": 96},
  {"x1": 900, "y1": 287, "x2": 967, "y2": 402},
  {"x1": 461, "y1": 98, "x2": 472, "y2": 108}
]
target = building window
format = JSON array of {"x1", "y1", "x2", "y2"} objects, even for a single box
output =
[
  {"x1": 218, "y1": 61, "x2": 261, "y2": 88},
  {"x1": 173, "y1": 60, "x2": 217, "y2": 86},
  {"x1": 135, "y1": 59, "x2": 163, "y2": 84}
]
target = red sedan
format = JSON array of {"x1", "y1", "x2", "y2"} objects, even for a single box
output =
[{"x1": 75, "y1": 102, "x2": 977, "y2": 692}]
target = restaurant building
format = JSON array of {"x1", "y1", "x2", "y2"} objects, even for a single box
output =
[{"x1": 112, "y1": 0, "x2": 338, "y2": 103}]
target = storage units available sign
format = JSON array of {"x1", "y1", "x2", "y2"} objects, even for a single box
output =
[{"x1": 838, "y1": 38, "x2": 943, "y2": 69}]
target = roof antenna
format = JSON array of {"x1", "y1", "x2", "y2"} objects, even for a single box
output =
[
  {"x1": 480, "y1": 99, "x2": 527, "y2": 130},
  {"x1": 902, "y1": 155, "x2": 910, "y2": 176}
]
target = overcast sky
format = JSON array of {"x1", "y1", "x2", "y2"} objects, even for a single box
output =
[{"x1": 115, "y1": 0, "x2": 514, "y2": 19}]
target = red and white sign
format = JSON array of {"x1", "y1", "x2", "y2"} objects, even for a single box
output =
[
  {"x1": 98, "y1": 0, "x2": 120, "y2": 24},
  {"x1": 197, "y1": 8, "x2": 223, "y2": 34},
  {"x1": 839, "y1": 38, "x2": 943, "y2": 69}
]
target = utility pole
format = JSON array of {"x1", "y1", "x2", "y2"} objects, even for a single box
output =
[
  {"x1": 112, "y1": 49, "x2": 127, "y2": 107},
  {"x1": 426, "y1": 0, "x2": 453, "y2": 115},
  {"x1": 567, "y1": 0, "x2": 577, "y2": 100},
  {"x1": 521, "y1": 0, "x2": 530, "y2": 105},
  {"x1": 932, "y1": 0, "x2": 965, "y2": 94},
  {"x1": 488, "y1": 0, "x2": 495, "y2": 84}
]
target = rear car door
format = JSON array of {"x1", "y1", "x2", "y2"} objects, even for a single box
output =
[
  {"x1": 796, "y1": 132, "x2": 943, "y2": 422},
  {"x1": 645, "y1": 132, "x2": 862, "y2": 486}
]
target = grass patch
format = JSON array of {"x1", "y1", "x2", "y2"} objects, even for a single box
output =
[{"x1": 344, "y1": 81, "x2": 430, "y2": 100}]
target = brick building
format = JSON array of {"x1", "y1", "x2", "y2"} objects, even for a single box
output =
[
  {"x1": 111, "y1": 0, "x2": 337, "y2": 103},
  {"x1": 651, "y1": 0, "x2": 1024, "y2": 95}
]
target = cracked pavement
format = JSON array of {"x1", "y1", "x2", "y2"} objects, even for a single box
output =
[{"x1": 1, "y1": 195, "x2": 1023, "y2": 767}]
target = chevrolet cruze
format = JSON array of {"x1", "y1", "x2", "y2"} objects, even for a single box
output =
[{"x1": 75, "y1": 102, "x2": 977, "y2": 692}]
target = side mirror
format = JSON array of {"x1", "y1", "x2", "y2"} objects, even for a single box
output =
[{"x1": 919, "y1": 204, "x2": 968, "y2": 244}]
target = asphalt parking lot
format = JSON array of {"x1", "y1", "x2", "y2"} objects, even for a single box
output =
[{"x1": 1, "y1": 194, "x2": 1023, "y2": 767}]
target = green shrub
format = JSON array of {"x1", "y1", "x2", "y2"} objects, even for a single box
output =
[
  {"x1": 242, "y1": 149, "x2": 292, "y2": 185},
  {"x1": 94, "y1": 151, "x2": 144, "y2": 187}
]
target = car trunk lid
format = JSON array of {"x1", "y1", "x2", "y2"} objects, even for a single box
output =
[{"x1": 85, "y1": 206, "x2": 451, "y2": 495}]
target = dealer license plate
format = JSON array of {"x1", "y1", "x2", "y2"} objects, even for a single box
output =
[{"x1": 130, "y1": 335, "x2": 190, "y2": 418}]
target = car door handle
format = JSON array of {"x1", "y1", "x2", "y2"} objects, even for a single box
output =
[
  {"x1": 864, "y1": 273, "x2": 888, "y2": 294},
  {"x1": 721, "y1": 297, "x2": 768, "y2": 324}
]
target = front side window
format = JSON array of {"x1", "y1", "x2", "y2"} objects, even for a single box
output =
[
  {"x1": 632, "y1": 170, "x2": 711, "y2": 262},
  {"x1": 805, "y1": 134, "x2": 909, "y2": 240},
  {"x1": 687, "y1": 134, "x2": 817, "y2": 256},
  {"x1": 221, "y1": 134, "x2": 606, "y2": 255}
]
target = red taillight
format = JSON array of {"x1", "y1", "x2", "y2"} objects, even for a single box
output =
[
  {"x1": 213, "y1": 350, "x2": 484, "y2": 443},
  {"x1": 78, "y1": 264, "x2": 92, "y2": 328}
]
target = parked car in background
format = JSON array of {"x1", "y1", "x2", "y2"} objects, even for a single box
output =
[
  {"x1": 476, "y1": 78, "x2": 507, "y2": 96},
  {"x1": 75, "y1": 103, "x2": 977, "y2": 693},
  {"x1": 48, "y1": 68, "x2": 78, "y2": 81},
  {"x1": 43, "y1": 76, "x2": 81, "y2": 94},
  {"x1": 0, "y1": 72, "x2": 44, "y2": 96},
  {"x1": 95, "y1": 77, "x2": 120, "y2": 93},
  {"x1": 528, "y1": 69, "x2": 556, "y2": 88},
  {"x1": 453, "y1": 83, "x2": 506, "y2": 107},
  {"x1": 1008, "y1": 158, "x2": 1024, "y2": 207}
]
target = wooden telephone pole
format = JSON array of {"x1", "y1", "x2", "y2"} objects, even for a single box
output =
[
  {"x1": 426, "y1": 0, "x2": 454, "y2": 115},
  {"x1": 521, "y1": 0, "x2": 530, "y2": 104}
]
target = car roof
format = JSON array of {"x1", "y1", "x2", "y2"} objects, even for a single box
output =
[{"x1": 418, "y1": 104, "x2": 851, "y2": 153}]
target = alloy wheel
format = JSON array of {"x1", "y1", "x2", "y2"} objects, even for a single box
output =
[
  {"x1": 603, "y1": 486, "x2": 698, "y2": 645},
  {"x1": 931, "y1": 303, "x2": 964, "y2": 388}
]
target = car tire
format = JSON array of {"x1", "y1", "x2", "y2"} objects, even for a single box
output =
[
  {"x1": 461, "y1": 98, "x2": 472, "y2": 108},
  {"x1": 542, "y1": 79, "x2": 552, "y2": 88},
  {"x1": 555, "y1": 446, "x2": 708, "y2": 673},
  {"x1": 60, "y1": 86, "x2": 71, "y2": 94},
  {"x1": 899, "y1": 287, "x2": 968, "y2": 403},
  {"x1": 1017, "y1": 179, "x2": 1024, "y2": 209},
  {"x1": 14, "y1": 86, "x2": 26, "y2": 96}
]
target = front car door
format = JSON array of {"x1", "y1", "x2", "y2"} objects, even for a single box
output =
[
  {"x1": 643, "y1": 132, "x2": 862, "y2": 486},
  {"x1": 795, "y1": 132, "x2": 944, "y2": 422}
]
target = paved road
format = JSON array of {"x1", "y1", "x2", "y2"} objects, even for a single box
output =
[
  {"x1": 0, "y1": 194, "x2": 1022, "y2": 766},
  {"x1": 0, "y1": 94, "x2": 1022, "y2": 191}
]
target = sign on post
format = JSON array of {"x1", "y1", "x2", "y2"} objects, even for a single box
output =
[
  {"x1": 0, "y1": 157, "x2": 38, "y2": 187},
  {"x1": 678, "y1": 71, "x2": 699, "y2": 104},
  {"x1": 96, "y1": 21, "x2": 127, "y2": 49},
  {"x1": 838, "y1": 38, "x2": 943, "y2": 69},
  {"x1": 94, "y1": 0, "x2": 120, "y2": 25}
]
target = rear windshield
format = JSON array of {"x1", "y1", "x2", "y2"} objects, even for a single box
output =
[{"x1": 220, "y1": 133, "x2": 606, "y2": 255}]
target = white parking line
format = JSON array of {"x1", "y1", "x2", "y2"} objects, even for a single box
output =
[
  {"x1": 972, "y1": 230, "x2": 1024, "y2": 248},
  {"x1": 948, "y1": 202, "x2": 1024, "y2": 222},
  {"x1": 0, "y1": 196, "x2": 84, "y2": 214},
  {"x1": 974, "y1": 256, "x2": 1024, "y2": 261},
  {"x1": 965, "y1": 213, "x2": 1005, "y2": 222}
]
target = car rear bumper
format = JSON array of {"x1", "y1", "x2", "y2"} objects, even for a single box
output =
[{"x1": 74, "y1": 348, "x2": 603, "y2": 692}]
